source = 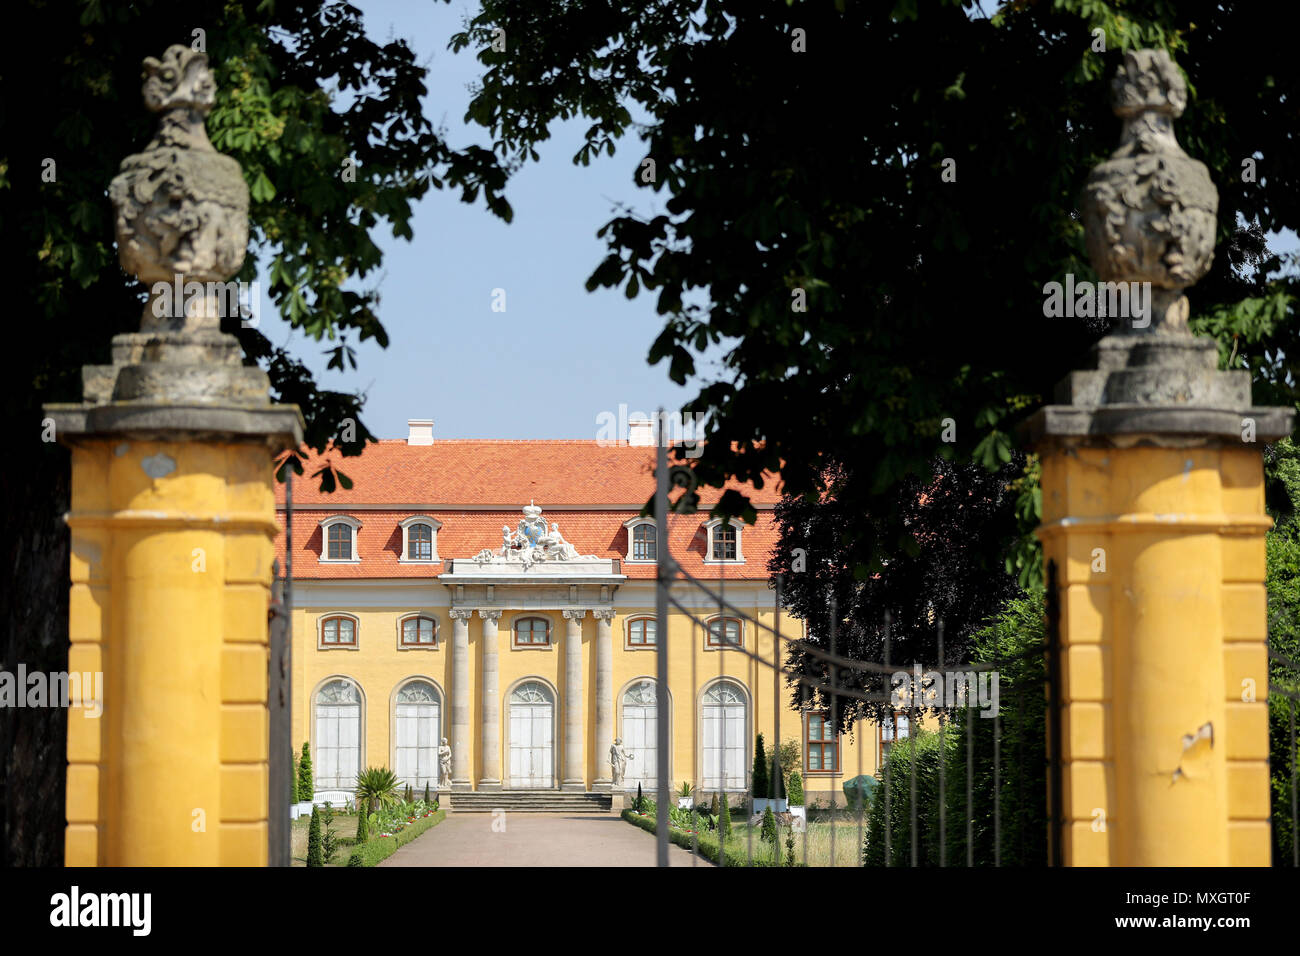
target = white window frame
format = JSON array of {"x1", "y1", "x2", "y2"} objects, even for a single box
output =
[
  {"x1": 398, "y1": 515, "x2": 442, "y2": 563},
  {"x1": 396, "y1": 613, "x2": 439, "y2": 651},
  {"x1": 702, "y1": 518, "x2": 744, "y2": 564},
  {"x1": 622, "y1": 517, "x2": 658, "y2": 564},
  {"x1": 320, "y1": 515, "x2": 362, "y2": 564},
  {"x1": 318, "y1": 612, "x2": 361, "y2": 650}
]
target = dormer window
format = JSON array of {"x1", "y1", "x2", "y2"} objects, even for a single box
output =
[
  {"x1": 703, "y1": 518, "x2": 743, "y2": 563},
  {"x1": 623, "y1": 517, "x2": 657, "y2": 563},
  {"x1": 320, "y1": 516, "x2": 361, "y2": 563},
  {"x1": 399, "y1": 516, "x2": 442, "y2": 563}
]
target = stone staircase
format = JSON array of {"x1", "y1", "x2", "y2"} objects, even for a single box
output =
[{"x1": 448, "y1": 790, "x2": 613, "y2": 813}]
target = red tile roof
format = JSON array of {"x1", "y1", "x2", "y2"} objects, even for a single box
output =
[{"x1": 274, "y1": 440, "x2": 782, "y2": 581}]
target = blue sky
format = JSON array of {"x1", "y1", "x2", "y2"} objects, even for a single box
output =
[
  {"x1": 253, "y1": 0, "x2": 1299, "y2": 442},
  {"x1": 254, "y1": 0, "x2": 707, "y2": 441}
]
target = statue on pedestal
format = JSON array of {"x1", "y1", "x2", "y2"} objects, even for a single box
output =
[
  {"x1": 438, "y1": 737, "x2": 452, "y2": 787},
  {"x1": 610, "y1": 737, "x2": 634, "y2": 788}
]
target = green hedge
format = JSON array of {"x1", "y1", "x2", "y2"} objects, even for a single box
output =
[
  {"x1": 345, "y1": 808, "x2": 446, "y2": 867},
  {"x1": 621, "y1": 809, "x2": 790, "y2": 867}
]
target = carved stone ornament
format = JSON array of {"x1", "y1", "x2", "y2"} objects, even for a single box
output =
[
  {"x1": 470, "y1": 501, "x2": 600, "y2": 567},
  {"x1": 1080, "y1": 48, "x2": 1218, "y2": 334},
  {"x1": 109, "y1": 45, "x2": 249, "y2": 329}
]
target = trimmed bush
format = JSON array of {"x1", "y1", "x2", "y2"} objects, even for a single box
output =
[
  {"x1": 291, "y1": 752, "x2": 300, "y2": 803},
  {"x1": 717, "y1": 793, "x2": 732, "y2": 841},
  {"x1": 760, "y1": 806, "x2": 777, "y2": 844},
  {"x1": 787, "y1": 770, "x2": 804, "y2": 806},
  {"x1": 635, "y1": 782, "x2": 643, "y2": 812},
  {"x1": 423, "y1": 782, "x2": 430, "y2": 803},
  {"x1": 306, "y1": 806, "x2": 323, "y2": 867},
  {"x1": 770, "y1": 755, "x2": 786, "y2": 800},
  {"x1": 355, "y1": 804, "x2": 369, "y2": 843},
  {"x1": 298, "y1": 742, "x2": 314, "y2": 803},
  {"x1": 620, "y1": 809, "x2": 788, "y2": 867},
  {"x1": 345, "y1": 808, "x2": 446, "y2": 867},
  {"x1": 752, "y1": 734, "x2": 769, "y2": 799}
]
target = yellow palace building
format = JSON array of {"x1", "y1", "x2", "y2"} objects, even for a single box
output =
[{"x1": 276, "y1": 420, "x2": 892, "y2": 806}]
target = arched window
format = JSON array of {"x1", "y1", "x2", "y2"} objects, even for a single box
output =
[
  {"x1": 514, "y1": 616, "x2": 551, "y2": 648},
  {"x1": 701, "y1": 680, "x2": 747, "y2": 791},
  {"x1": 394, "y1": 681, "x2": 442, "y2": 790},
  {"x1": 399, "y1": 516, "x2": 442, "y2": 562},
  {"x1": 621, "y1": 680, "x2": 660, "y2": 790},
  {"x1": 626, "y1": 616, "x2": 656, "y2": 648},
  {"x1": 508, "y1": 681, "x2": 555, "y2": 788},
  {"x1": 320, "y1": 516, "x2": 361, "y2": 562},
  {"x1": 315, "y1": 679, "x2": 362, "y2": 791},
  {"x1": 703, "y1": 518, "x2": 743, "y2": 563},
  {"x1": 320, "y1": 614, "x2": 358, "y2": 647},
  {"x1": 399, "y1": 615, "x2": 437, "y2": 648},
  {"x1": 705, "y1": 617, "x2": 742, "y2": 649}
]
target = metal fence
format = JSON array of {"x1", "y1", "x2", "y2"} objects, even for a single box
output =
[{"x1": 648, "y1": 428, "x2": 1062, "y2": 867}]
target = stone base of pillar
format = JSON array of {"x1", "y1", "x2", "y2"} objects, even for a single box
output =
[
  {"x1": 451, "y1": 780, "x2": 473, "y2": 792},
  {"x1": 477, "y1": 779, "x2": 502, "y2": 791},
  {"x1": 591, "y1": 780, "x2": 613, "y2": 792},
  {"x1": 560, "y1": 780, "x2": 587, "y2": 793}
]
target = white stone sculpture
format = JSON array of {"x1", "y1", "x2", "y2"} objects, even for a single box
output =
[
  {"x1": 471, "y1": 502, "x2": 599, "y2": 566},
  {"x1": 610, "y1": 737, "x2": 634, "y2": 788},
  {"x1": 438, "y1": 737, "x2": 452, "y2": 786}
]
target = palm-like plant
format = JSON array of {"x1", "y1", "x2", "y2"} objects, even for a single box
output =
[{"x1": 354, "y1": 767, "x2": 402, "y2": 815}]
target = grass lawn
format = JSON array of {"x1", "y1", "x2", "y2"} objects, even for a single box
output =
[{"x1": 290, "y1": 811, "x2": 359, "y2": 867}]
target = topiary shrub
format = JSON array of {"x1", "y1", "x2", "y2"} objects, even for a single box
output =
[
  {"x1": 306, "y1": 805, "x2": 323, "y2": 867},
  {"x1": 770, "y1": 754, "x2": 786, "y2": 800},
  {"x1": 291, "y1": 751, "x2": 300, "y2": 804},
  {"x1": 717, "y1": 793, "x2": 732, "y2": 842},
  {"x1": 355, "y1": 802, "x2": 369, "y2": 843},
  {"x1": 347, "y1": 852, "x2": 364, "y2": 867},
  {"x1": 760, "y1": 806, "x2": 777, "y2": 845},
  {"x1": 635, "y1": 782, "x2": 643, "y2": 813},
  {"x1": 788, "y1": 770, "x2": 804, "y2": 807},
  {"x1": 752, "y1": 734, "x2": 769, "y2": 800},
  {"x1": 423, "y1": 782, "x2": 430, "y2": 803},
  {"x1": 298, "y1": 742, "x2": 314, "y2": 803}
]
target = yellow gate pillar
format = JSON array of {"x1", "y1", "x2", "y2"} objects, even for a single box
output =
[
  {"x1": 1025, "y1": 50, "x2": 1291, "y2": 866},
  {"x1": 44, "y1": 46, "x2": 302, "y2": 866}
]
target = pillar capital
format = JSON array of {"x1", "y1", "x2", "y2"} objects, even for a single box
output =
[
  {"x1": 477, "y1": 608, "x2": 503, "y2": 622},
  {"x1": 449, "y1": 607, "x2": 475, "y2": 622},
  {"x1": 591, "y1": 608, "x2": 616, "y2": 623},
  {"x1": 562, "y1": 608, "x2": 588, "y2": 622}
]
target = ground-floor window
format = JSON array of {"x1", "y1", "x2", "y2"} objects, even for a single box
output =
[
  {"x1": 508, "y1": 681, "x2": 554, "y2": 788},
  {"x1": 394, "y1": 680, "x2": 441, "y2": 790},
  {"x1": 315, "y1": 678, "x2": 362, "y2": 791},
  {"x1": 701, "y1": 680, "x2": 746, "y2": 790},
  {"x1": 880, "y1": 712, "x2": 910, "y2": 756},
  {"x1": 621, "y1": 680, "x2": 659, "y2": 790},
  {"x1": 805, "y1": 711, "x2": 839, "y2": 773}
]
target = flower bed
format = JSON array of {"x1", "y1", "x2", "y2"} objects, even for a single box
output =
[
  {"x1": 346, "y1": 807, "x2": 446, "y2": 867},
  {"x1": 622, "y1": 807, "x2": 794, "y2": 867}
]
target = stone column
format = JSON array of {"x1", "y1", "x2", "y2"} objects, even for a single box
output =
[
  {"x1": 592, "y1": 609, "x2": 616, "y2": 791},
  {"x1": 560, "y1": 609, "x2": 587, "y2": 791},
  {"x1": 44, "y1": 46, "x2": 302, "y2": 866},
  {"x1": 1024, "y1": 50, "x2": 1290, "y2": 866},
  {"x1": 478, "y1": 609, "x2": 503, "y2": 790},
  {"x1": 448, "y1": 609, "x2": 474, "y2": 790}
]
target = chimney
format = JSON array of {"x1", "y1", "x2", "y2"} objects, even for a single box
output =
[
  {"x1": 407, "y1": 419, "x2": 434, "y2": 446},
  {"x1": 627, "y1": 416, "x2": 655, "y2": 447}
]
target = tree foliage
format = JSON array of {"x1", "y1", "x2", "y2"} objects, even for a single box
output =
[{"x1": 449, "y1": 0, "x2": 1299, "y2": 562}]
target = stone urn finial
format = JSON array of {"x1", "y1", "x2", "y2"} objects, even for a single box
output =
[
  {"x1": 1081, "y1": 48, "x2": 1218, "y2": 334},
  {"x1": 109, "y1": 45, "x2": 249, "y2": 330}
]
